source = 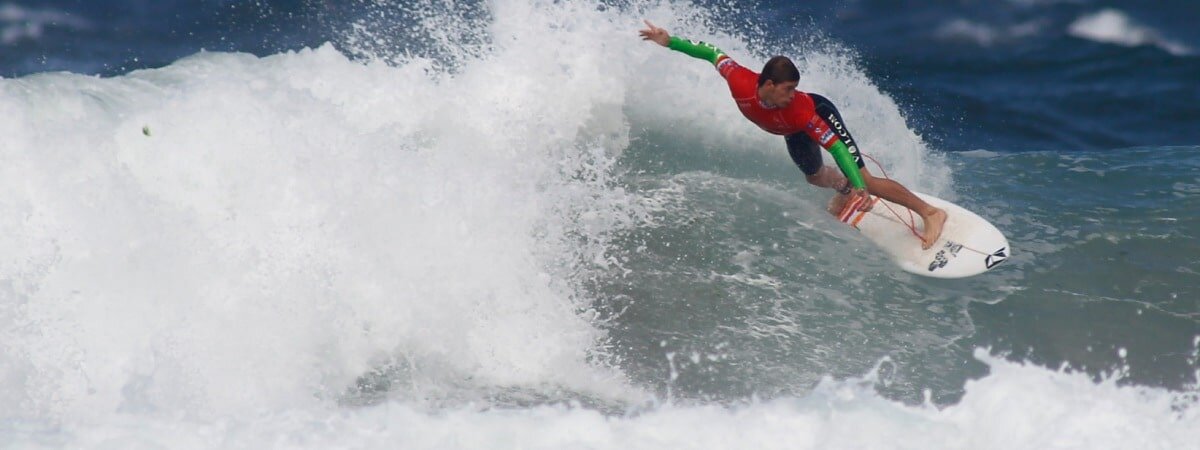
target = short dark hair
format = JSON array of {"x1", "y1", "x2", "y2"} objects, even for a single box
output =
[{"x1": 758, "y1": 56, "x2": 800, "y2": 87}]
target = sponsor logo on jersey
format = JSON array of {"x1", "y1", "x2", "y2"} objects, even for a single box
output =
[
  {"x1": 819, "y1": 130, "x2": 836, "y2": 145},
  {"x1": 826, "y1": 113, "x2": 843, "y2": 131},
  {"x1": 825, "y1": 112, "x2": 859, "y2": 150}
]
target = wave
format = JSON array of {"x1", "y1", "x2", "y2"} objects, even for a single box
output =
[
  {"x1": 0, "y1": 0, "x2": 948, "y2": 425},
  {"x1": 14, "y1": 1, "x2": 1190, "y2": 448},
  {"x1": 1068, "y1": 9, "x2": 1192, "y2": 55},
  {"x1": 0, "y1": 42, "x2": 644, "y2": 421}
]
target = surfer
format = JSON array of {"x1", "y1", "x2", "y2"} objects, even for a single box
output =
[{"x1": 639, "y1": 21, "x2": 947, "y2": 249}]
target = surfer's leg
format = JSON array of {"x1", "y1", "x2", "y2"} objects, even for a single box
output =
[
  {"x1": 813, "y1": 166, "x2": 855, "y2": 214},
  {"x1": 811, "y1": 94, "x2": 948, "y2": 248},
  {"x1": 785, "y1": 133, "x2": 824, "y2": 180},
  {"x1": 860, "y1": 168, "x2": 947, "y2": 249},
  {"x1": 805, "y1": 166, "x2": 844, "y2": 189},
  {"x1": 785, "y1": 133, "x2": 851, "y2": 214},
  {"x1": 785, "y1": 132, "x2": 843, "y2": 188}
]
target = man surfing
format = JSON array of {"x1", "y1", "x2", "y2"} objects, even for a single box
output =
[{"x1": 639, "y1": 21, "x2": 947, "y2": 249}]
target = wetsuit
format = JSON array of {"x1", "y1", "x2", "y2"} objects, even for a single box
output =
[{"x1": 667, "y1": 37, "x2": 867, "y2": 189}]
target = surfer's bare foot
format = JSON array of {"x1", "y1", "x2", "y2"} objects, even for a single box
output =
[
  {"x1": 828, "y1": 192, "x2": 851, "y2": 215},
  {"x1": 920, "y1": 208, "x2": 948, "y2": 249}
]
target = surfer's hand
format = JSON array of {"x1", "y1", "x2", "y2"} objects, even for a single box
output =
[
  {"x1": 851, "y1": 188, "x2": 873, "y2": 212},
  {"x1": 639, "y1": 20, "x2": 670, "y2": 47}
]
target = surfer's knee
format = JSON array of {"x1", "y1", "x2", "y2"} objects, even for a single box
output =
[
  {"x1": 804, "y1": 174, "x2": 824, "y2": 187},
  {"x1": 805, "y1": 166, "x2": 843, "y2": 189}
]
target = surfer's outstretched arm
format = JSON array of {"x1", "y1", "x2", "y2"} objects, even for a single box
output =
[{"x1": 639, "y1": 20, "x2": 729, "y2": 66}]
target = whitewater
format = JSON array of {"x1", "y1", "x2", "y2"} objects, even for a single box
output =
[{"x1": 1, "y1": 0, "x2": 1197, "y2": 448}]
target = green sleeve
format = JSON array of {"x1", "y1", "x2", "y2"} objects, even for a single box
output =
[
  {"x1": 828, "y1": 141, "x2": 866, "y2": 189},
  {"x1": 667, "y1": 36, "x2": 726, "y2": 65}
]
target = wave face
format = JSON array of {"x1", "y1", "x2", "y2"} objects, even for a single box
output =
[{"x1": 0, "y1": 0, "x2": 1197, "y2": 448}]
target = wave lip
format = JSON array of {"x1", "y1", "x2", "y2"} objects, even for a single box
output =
[
  {"x1": 0, "y1": 38, "x2": 647, "y2": 421},
  {"x1": 1068, "y1": 9, "x2": 1192, "y2": 55}
]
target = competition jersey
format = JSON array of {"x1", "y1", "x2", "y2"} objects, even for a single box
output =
[
  {"x1": 715, "y1": 56, "x2": 839, "y2": 148},
  {"x1": 665, "y1": 36, "x2": 866, "y2": 189}
]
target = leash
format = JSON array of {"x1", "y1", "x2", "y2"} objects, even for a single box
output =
[
  {"x1": 839, "y1": 153, "x2": 923, "y2": 242},
  {"x1": 841, "y1": 153, "x2": 997, "y2": 258}
]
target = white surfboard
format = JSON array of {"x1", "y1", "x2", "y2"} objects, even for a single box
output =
[{"x1": 837, "y1": 192, "x2": 1009, "y2": 278}]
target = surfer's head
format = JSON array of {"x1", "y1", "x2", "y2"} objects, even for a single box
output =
[{"x1": 757, "y1": 56, "x2": 800, "y2": 107}]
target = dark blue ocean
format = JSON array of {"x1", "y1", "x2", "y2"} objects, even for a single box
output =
[{"x1": 1, "y1": 1, "x2": 1197, "y2": 448}]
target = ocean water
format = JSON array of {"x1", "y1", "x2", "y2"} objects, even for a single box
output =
[{"x1": 1, "y1": 0, "x2": 1197, "y2": 448}]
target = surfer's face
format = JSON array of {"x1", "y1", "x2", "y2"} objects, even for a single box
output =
[{"x1": 760, "y1": 80, "x2": 799, "y2": 107}]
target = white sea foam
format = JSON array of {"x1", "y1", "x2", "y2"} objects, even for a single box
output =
[
  {"x1": 1068, "y1": 9, "x2": 1191, "y2": 55},
  {"x1": 2, "y1": 350, "x2": 1197, "y2": 449},
  {"x1": 0, "y1": 33, "x2": 645, "y2": 424},
  {"x1": 0, "y1": 0, "x2": 1038, "y2": 445}
]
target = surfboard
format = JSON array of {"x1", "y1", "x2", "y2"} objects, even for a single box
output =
[{"x1": 837, "y1": 192, "x2": 1009, "y2": 278}]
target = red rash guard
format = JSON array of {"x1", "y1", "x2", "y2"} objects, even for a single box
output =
[
  {"x1": 716, "y1": 57, "x2": 837, "y2": 146},
  {"x1": 666, "y1": 36, "x2": 866, "y2": 189}
]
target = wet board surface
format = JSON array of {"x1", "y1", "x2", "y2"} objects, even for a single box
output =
[{"x1": 839, "y1": 192, "x2": 1010, "y2": 279}]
